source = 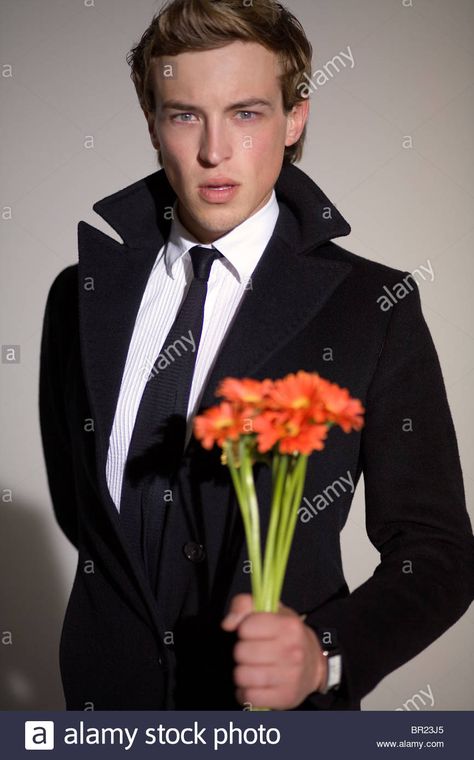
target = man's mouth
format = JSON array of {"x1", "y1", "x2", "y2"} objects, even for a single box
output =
[
  {"x1": 198, "y1": 181, "x2": 240, "y2": 203},
  {"x1": 199, "y1": 178, "x2": 239, "y2": 189}
]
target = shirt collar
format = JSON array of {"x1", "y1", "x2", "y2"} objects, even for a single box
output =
[{"x1": 162, "y1": 190, "x2": 279, "y2": 283}]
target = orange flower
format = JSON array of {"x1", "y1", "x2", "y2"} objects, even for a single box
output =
[
  {"x1": 266, "y1": 371, "x2": 324, "y2": 414},
  {"x1": 216, "y1": 377, "x2": 274, "y2": 411},
  {"x1": 253, "y1": 409, "x2": 329, "y2": 455},
  {"x1": 194, "y1": 371, "x2": 364, "y2": 453},
  {"x1": 193, "y1": 401, "x2": 243, "y2": 449},
  {"x1": 266, "y1": 370, "x2": 364, "y2": 432},
  {"x1": 316, "y1": 377, "x2": 365, "y2": 432}
]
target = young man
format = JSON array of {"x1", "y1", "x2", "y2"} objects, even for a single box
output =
[{"x1": 39, "y1": 0, "x2": 473, "y2": 711}]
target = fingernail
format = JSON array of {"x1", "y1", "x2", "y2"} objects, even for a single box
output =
[{"x1": 222, "y1": 613, "x2": 238, "y2": 626}]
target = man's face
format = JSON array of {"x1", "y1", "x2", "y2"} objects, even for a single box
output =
[{"x1": 145, "y1": 41, "x2": 309, "y2": 243}]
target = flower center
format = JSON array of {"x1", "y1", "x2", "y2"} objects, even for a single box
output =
[
  {"x1": 285, "y1": 421, "x2": 300, "y2": 436},
  {"x1": 291, "y1": 396, "x2": 310, "y2": 410},
  {"x1": 216, "y1": 417, "x2": 234, "y2": 430}
]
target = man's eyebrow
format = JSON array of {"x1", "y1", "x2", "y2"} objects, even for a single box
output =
[{"x1": 161, "y1": 97, "x2": 274, "y2": 112}]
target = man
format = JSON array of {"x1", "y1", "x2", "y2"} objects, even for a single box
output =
[{"x1": 39, "y1": 0, "x2": 473, "y2": 711}]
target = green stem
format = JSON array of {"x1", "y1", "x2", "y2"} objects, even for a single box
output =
[
  {"x1": 268, "y1": 460, "x2": 295, "y2": 609},
  {"x1": 271, "y1": 454, "x2": 308, "y2": 609},
  {"x1": 273, "y1": 457, "x2": 297, "y2": 560},
  {"x1": 239, "y1": 436, "x2": 263, "y2": 608},
  {"x1": 226, "y1": 440, "x2": 260, "y2": 603},
  {"x1": 261, "y1": 454, "x2": 289, "y2": 611}
]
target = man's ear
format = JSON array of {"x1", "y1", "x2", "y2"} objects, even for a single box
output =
[
  {"x1": 144, "y1": 108, "x2": 160, "y2": 151},
  {"x1": 285, "y1": 98, "x2": 310, "y2": 148}
]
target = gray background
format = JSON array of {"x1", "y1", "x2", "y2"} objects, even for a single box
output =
[{"x1": 0, "y1": 0, "x2": 473, "y2": 710}]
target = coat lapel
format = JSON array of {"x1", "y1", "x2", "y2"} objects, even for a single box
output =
[
  {"x1": 76, "y1": 163, "x2": 352, "y2": 631},
  {"x1": 197, "y1": 202, "x2": 352, "y2": 412},
  {"x1": 77, "y1": 172, "x2": 175, "y2": 644}
]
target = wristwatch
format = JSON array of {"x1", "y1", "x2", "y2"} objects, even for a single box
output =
[{"x1": 319, "y1": 647, "x2": 342, "y2": 694}]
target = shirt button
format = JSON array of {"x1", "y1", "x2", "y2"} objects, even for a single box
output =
[{"x1": 183, "y1": 541, "x2": 206, "y2": 563}]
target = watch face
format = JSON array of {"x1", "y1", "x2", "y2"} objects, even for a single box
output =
[{"x1": 326, "y1": 652, "x2": 342, "y2": 690}]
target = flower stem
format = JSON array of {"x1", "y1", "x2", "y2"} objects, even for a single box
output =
[
  {"x1": 226, "y1": 440, "x2": 260, "y2": 603},
  {"x1": 261, "y1": 454, "x2": 289, "y2": 612},
  {"x1": 271, "y1": 454, "x2": 308, "y2": 608},
  {"x1": 239, "y1": 436, "x2": 263, "y2": 608}
]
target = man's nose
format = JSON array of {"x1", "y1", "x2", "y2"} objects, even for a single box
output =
[{"x1": 198, "y1": 120, "x2": 232, "y2": 165}]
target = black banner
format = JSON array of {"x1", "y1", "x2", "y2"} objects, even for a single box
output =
[{"x1": 2, "y1": 710, "x2": 469, "y2": 758}]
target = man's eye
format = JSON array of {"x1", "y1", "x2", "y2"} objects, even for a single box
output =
[
  {"x1": 237, "y1": 111, "x2": 258, "y2": 120},
  {"x1": 172, "y1": 113, "x2": 196, "y2": 122}
]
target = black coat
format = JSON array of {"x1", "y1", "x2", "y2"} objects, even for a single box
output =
[{"x1": 39, "y1": 162, "x2": 474, "y2": 710}]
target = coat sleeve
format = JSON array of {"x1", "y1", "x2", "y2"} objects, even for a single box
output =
[
  {"x1": 303, "y1": 275, "x2": 474, "y2": 707},
  {"x1": 39, "y1": 267, "x2": 79, "y2": 549}
]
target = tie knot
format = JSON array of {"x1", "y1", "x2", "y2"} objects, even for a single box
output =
[{"x1": 188, "y1": 245, "x2": 222, "y2": 282}]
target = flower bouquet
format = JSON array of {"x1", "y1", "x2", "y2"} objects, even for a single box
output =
[{"x1": 193, "y1": 371, "x2": 364, "y2": 615}]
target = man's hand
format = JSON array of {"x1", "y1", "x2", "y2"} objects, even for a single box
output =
[{"x1": 221, "y1": 593, "x2": 328, "y2": 710}]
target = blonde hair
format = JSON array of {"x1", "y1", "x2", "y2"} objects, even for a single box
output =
[{"x1": 126, "y1": 0, "x2": 313, "y2": 164}]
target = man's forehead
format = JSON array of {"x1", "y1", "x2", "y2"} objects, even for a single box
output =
[
  {"x1": 150, "y1": 41, "x2": 281, "y2": 80},
  {"x1": 149, "y1": 44, "x2": 282, "y2": 105}
]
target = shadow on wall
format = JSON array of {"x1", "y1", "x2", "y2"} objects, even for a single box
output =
[{"x1": 0, "y1": 496, "x2": 73, "y2": 709}]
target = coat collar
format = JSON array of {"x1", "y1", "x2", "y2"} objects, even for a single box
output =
[
  {"x1": 78, "y1": 161, "x2": 352, "y2": 467},
  {"x1": 91, "y1": 161, "x2": 351, "y2": 253},
  {"x1": 76, "y1": 162, "x2": 353, "y2": 645}
]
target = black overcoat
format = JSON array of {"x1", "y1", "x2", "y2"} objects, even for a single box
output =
[{"x1": 39, "y1": 163, "x2": 474, "y2": 710}]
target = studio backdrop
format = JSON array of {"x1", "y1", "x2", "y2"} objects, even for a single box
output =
[{"x1": 0, "y1": 0, "x2": 473, "y2": 710}]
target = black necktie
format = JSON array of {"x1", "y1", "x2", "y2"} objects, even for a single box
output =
[{"x1": 119, "y1": 245, "x2": 223, "y2": 579}]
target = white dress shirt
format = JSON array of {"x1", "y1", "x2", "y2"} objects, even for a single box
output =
[{"x1": 105, "y1": 190, "x2": 280, "y2": 510}]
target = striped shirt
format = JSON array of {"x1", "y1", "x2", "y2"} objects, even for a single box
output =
[{"x1": 105, "y1": 190, "x2": 280, "y2": 510}]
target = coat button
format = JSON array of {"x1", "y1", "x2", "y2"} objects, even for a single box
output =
[{"x1": 183, "y1": 541, "x2": 206, "y2": 563}]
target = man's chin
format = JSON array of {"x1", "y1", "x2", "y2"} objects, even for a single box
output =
[{"x1": 182, "y1": 204, "x2": 246, "y2": 240}]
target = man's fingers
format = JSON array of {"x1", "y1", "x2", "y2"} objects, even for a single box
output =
[
  {"x1": 237, "y1": 609, "x2": 302, "y2": 640},
  {"x1": 234, "y1": 663, "x2": 283, "y2": 690},
  {"x1": 233, "y1": 638, "x2": 277, "y2": 665},
  {"x1": 277, "y1": 601, "x2": 306, "y2": 621},
  {"x1": 221, "y1": 595, "x2": 305, "y2": 636},
  {"x1": 221, "y1": 593, "x2": 254, "y2": 630}
]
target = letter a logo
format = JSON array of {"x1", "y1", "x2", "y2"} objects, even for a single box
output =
[{"x1": 24, "y1": 721, "x2": 55, "y2": 750}]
